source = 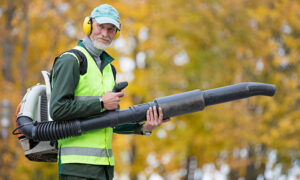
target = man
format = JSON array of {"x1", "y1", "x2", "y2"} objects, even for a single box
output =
[{"x1": 50, "y1": 4, "x2": 169, "y2": 180}]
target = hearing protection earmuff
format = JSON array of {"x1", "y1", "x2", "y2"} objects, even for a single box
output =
[{"x1": 83, "y1": 17, "x2": 120, "y2": 40}]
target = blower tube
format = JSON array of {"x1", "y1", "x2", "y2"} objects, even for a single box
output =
[{"x1": 15, "y1": 82, "x2": 276, "y2": 141}]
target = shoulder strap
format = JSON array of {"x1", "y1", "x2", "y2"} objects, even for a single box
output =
[
  {"x1": 110, "y1": 64, "x2": 116, "y2": 81},
  {"x1": 49, "y1": 49, "x2": 88, "y2": 85},
  {"x1": 50, "y1": 49, "x2": 116, "y2": 84},
  {"x1": 67, "y1": 49, "x2": 88, "y2": 75}
]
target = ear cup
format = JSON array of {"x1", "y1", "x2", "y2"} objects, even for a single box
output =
[
  {"x1": 113, "y1": 30, "x2": 120, "y2": 40},
  {"x1": 83, "y1": 17, "x2": 92, "y2": 35},
  {"x1": 83, "y1": 16, "x2": 120, "y2": 39}
]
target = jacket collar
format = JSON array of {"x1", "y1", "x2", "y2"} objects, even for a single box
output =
[{"x1": 77, "y1": 40, "x2": 114, "y2": 63}]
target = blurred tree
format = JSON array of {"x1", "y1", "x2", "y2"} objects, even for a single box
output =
[
  {"x1": 1, "y1": 0, "x2": 16, "y2": 83},
  {"x1": 114, "y1": 0, "x2": 300, "y2": 179},
  {"x1": 19, "y1": 0, "x2": 30, "y2": 95}
]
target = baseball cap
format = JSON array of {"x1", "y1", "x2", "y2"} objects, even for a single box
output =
[{"x1": 90, "y1": 4, "x2": 120, "y2": 30}]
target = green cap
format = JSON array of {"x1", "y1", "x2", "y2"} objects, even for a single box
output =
[{"x1": 90, "y1": 4, "x2": 120, "y2": 30}]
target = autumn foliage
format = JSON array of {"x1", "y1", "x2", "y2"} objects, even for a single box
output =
[{"x1": 0, "y1": 0, "x2": 300, "y2": 179}]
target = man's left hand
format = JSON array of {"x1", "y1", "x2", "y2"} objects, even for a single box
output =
[{"x1": 143, "y1": 106, "x2": 170, "y2": 133}]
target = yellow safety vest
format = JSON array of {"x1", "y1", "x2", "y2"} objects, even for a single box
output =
[{"x1": 58, "y1": 45, "x2": 115, "y2": 165}]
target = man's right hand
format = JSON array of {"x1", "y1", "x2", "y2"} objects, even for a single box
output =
[{"x1": 102, "y1": 91, "x2": 124, "y2": 110}]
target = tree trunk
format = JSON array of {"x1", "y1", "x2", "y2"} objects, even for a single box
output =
[
  {"x1": 19, "y1": 0, "x2": 30, "y2": 95},
  {"x1": 129, "y1": 139, "x2": 138, "y2": 180},
  {"x1": 185, "y1": 156, "x2": 197, "y2": 180},
  {"x1": 2, "y1": 0, "x2": 16, "y2": 83},
  {"x1": 245, "y1": 145, "x2": 257, "y2": 180}
]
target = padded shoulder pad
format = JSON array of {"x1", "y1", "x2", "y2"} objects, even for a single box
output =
[
  {"x1": 50, "y1": 49, "x2": 88, "y2": 85},
  {"x1": 66, "y1": 49, "x2": 87, "y2": 75}
]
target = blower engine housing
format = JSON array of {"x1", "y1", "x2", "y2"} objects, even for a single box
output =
[{"x1": 17, "y1": 71, "x2": 57, "y2": 162}]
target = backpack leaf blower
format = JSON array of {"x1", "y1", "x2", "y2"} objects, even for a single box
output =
[{"x1": 13, "y1": 71, "x2": 276, "y2": 162}]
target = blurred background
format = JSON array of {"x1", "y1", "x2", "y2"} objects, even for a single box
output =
[{"x1": 0, "y1": 0, "x2": 300, "y2": 179}]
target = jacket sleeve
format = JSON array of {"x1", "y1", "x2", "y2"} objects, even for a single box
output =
[
  {"x1": 50, "y1": 54, "x2": 103, "y2": 121},
  {"x1": 113, "y1": 123, "x2": 144, "y2": 135}
]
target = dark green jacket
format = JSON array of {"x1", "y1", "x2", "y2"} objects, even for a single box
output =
[{"x1": 50, "y1": 40, "x2": 144, "y2": 134}]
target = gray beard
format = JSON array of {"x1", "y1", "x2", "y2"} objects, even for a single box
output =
[
  {"x1": 92, "y1": 40, "x2": 111, "y2": 50},
  {"x1": 82, "y1": 36, "x2": 103, "y2": 57}
]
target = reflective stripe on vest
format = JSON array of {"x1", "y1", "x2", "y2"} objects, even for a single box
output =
[
  {"x1": 74, "y1": 96, "x2": 101, "y2": 101},
  {"x1": 58, "y1": 46, "x2": 115, "y2": 166},
  {"x1": 61, "y1": 147, "x2": 113, "y2": 157}
]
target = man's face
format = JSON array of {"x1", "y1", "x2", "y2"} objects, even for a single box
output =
[{"x1": 90, "y1": 19, "x2": 117, "y2": 50}]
